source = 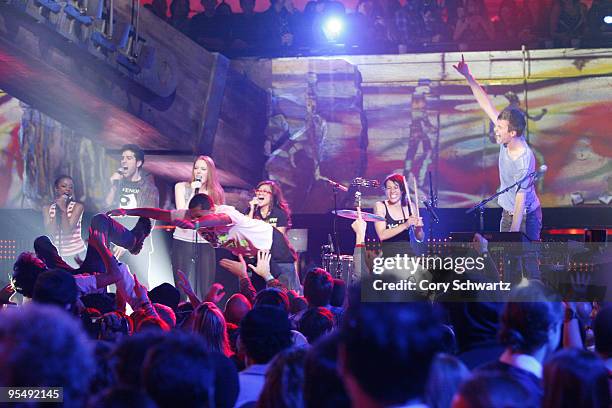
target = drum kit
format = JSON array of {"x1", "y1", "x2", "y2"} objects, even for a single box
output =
[{"x1": 322, "y1": 175, "x2": 424, "y2": 283}]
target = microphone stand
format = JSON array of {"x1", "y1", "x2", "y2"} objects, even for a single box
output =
[
  {"x1": 424, "y1": 171, "x2": 438, "y2": 241},
  {"x1": 466, "y1": 168, "x2": 542, "y2": 233},
  {"x1": 331, "y1": 184, "x2": 341, "y2": 261}
]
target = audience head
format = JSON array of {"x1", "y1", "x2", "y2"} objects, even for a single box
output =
[
  {"x1": 290, "y1": 295, "x2": 309, "y2": 315},
  {"x1": 224, "y1": 293, "x2": 252, "y2": 325},
  {"x1": 142, "y1": 332, "x2": 214, "y2": 408},
  {"x1": 88, "y1": 387, "x2": 157, "y2": 408},
  {"x1": 111, "y1": 331, "x2": 167, "y2": 387},
  {"x1": 240, "y1": 0, "x2": 255, "y2": 14},
  {"x1": 254, "y1": 287, "x2": 290, "y2": 312},
  {"x1": 298, "y1": 306, "x2": 334, "y2": 344},
  {"x1": 176, "y1": 301, "x2": 195, "y2": 328},
  {"x1": 304, "y1": 332, "x2": 351, "y2": 408},
  {"x1": 257, "y1": 347, "x2": 308, "y2": 408},
  {"x1": 12, "y1": 251, "x2": 46, "y2": 298},
  {"x1": 0, "y1": 304, "x2": 94, "y2": 408},
  {"x1": 153, "y1": 303, "x2": 177, "y2": 329},
  {"x1": 499, "y1": 283, "x2": 563, "y2": 357},
  {"x1": 170, "y1": 0, "x2": 190, "y2": 19},
  {"x1": 542, "y1": 348, "x2": 610, "y2": 408},
  {"x1": 149, "y1": 282, "x2": 181, "y2": 312},
  {"x1": 426, "y1": 353, "x2": 470, "y2": 408},
  {"x1": 99, "y1": 311, "x2": 132, "y2": 341},
  {"x1": 136, "y1": 316, "x2": 171, "y2": 332},
  {"x1": 593, "y1": 304, "x2": 612, "y2": 357},
  {"x1": 81, "y1": 293, "x2": 116, "y2": 315},
  {"x1": 330, "y1": 278, "x2": 346, "y2": 307},
  {"x1": 192, "y1": 301, "x2": 232, "y2": 356},
  {"x1": 209, "y1": 352, "x2": 240, "y2": 408},
  {"x1": 216, "y1": 1, "x2": 232, "y2": 15},
  {"x1": 339, "y1": 300, "x2": 444, "y2": 406},
  {"x1": 32, "y1": 268, "x2": 78, "y2": 310},
  {"x1": 239, "y1": 305, "x2": 292, "y2": 365},
  {"x1": 452, "y1": 369, "x2": 539, "y2": 408},
  {"x1": 303, "y1": 268, "x2": 333, "y2": 307},
  {"x1": 90, "y1": 341, "x2": 117, "y2": 394}
]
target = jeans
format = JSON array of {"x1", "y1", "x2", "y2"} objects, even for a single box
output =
[
  {"x1": 271, "y1": 262, "x2": 302, "y2": 293},
  {"x1": 499, "y1": 206, "x2": 542, "y2": 241},
  {"x1": 35, "y1": 213, "x2": 136, "y2": 276},
  {"x1": 500, "y1": 207, "x2": 542, "y2": 281}
]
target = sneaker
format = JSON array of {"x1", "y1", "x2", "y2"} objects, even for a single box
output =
[{"x1": 130, "y1": 217, "x2": 152, "y2": 255}]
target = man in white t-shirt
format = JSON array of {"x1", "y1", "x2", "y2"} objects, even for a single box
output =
[{"x1": 107, "y1": 193, "x2": 296, "y2": 270}]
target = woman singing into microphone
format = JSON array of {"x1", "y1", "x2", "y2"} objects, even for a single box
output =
[
  {"x1": 247, "y1": 180, "x2": 291, "y2": 236},
  {"x1": 173, "y1": 156, "x2": 225, "y2": 300},
  {"x1": 42, "y1": 175, "x2": 86, "y2": 267},
  {"x1": 373, "y1": 173, "x2": 424, "y2": 246},
  {"x1": 246, "y1": 180, "x2": 300, "y2": 291}
]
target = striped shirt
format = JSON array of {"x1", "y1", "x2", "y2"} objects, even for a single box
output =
[{"x1": 49, "y1": 201, "x2": 86, "y2": 257}]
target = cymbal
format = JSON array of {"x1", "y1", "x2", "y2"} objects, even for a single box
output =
[{"x1": 332, "y1": 209, "x2": 385, "y2": 222}]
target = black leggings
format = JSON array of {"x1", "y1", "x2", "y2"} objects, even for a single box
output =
[{"x1": 171, "y1": 239, "x2": 216, "y2": 300}]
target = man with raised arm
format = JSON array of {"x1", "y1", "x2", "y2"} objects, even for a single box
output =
[{"x1": 454, "y1": 55, "x2": 542, "y2": 241}]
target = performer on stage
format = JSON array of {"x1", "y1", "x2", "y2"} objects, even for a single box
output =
[
  {"x1": 374, "y1": 173, "x2": 425, "y2": 244},
  {"x1": 247, "y1": 180, "x2": 291, "y2": 236},
  {"x1": 246, "y1": 180, "x2": 300, "y2": 290},
  {"x1": 173, "y1": 155, "x2": 225, "y2": 300},
  {"x1": 108, "y1": 193, "x2": 298, "y2": 289},
  {"x1": 454, "y1": 56, "x2": 542, "y2": 241},
  {"x1": 105, "y1": 144, "x2": 159, "y2": 288},
  {"x1": 42, "y1": 175, "x2": 86, "y2": 267}
]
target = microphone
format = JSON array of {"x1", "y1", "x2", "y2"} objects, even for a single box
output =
[
  {"x1": 194, "y1": 176, "x2": 202, "y2": 194},
  {"x1": 422, "y1": 200, "x2": 439, "y2": 223},
  {"x1": 63, "y1": 193, "x2": 73, "y2": 204},
  {"x1": 321, "y1": 177, "x2": 348, "y2": 192}
]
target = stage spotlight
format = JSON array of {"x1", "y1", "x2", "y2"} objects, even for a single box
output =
[
  {"x1": 322, "y1": 16, "x2": 344, "y2": 42},
  {"x1": 570, "y1": 192, "x2": 584, "y2": 206},
  {"x1": 598, "y1": 192, "x2": 612, "y2": 205},
  {"x1": 604, "y1": 15, "x2": 612, "y2": 24}
]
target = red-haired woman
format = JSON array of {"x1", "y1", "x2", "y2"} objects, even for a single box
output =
[{"x1": 173, "y1": 156, "x2": 225, "y2": 300}]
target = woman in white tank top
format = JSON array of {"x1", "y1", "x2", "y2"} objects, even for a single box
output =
[
  {"x1": 172, "y1": 156, "x2": 225, "y2": 300},
  {"x1": 42, "y1": 175, "x2": 86, "y2": 267}
]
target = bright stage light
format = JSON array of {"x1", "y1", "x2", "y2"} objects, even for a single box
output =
[
  {"x1": 323, "y1": 17, "x2": 344, "y2": 42},
  {"x1": 604, "y1": 15, "x2": 612, "y2": 24}
]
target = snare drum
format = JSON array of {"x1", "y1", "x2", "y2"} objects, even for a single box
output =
[{"x1": 322, "y1": 253, "x2": 356, "y2": 284}]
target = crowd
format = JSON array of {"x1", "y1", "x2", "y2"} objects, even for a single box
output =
[
  {"x1": 146, "y1": 0, "x2": 612, "y2": 56},
  {"x1": 1, "y1": 205, "x2": 611, "y2": 407}
]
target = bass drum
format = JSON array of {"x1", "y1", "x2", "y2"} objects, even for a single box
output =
[{"x1": 321, "y1": 253, "x2": 356, "y2": 285}]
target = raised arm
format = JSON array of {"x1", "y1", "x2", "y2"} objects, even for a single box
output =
[{"x1": 453, "y1": 55, "x2": 500, "y2": 123}]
